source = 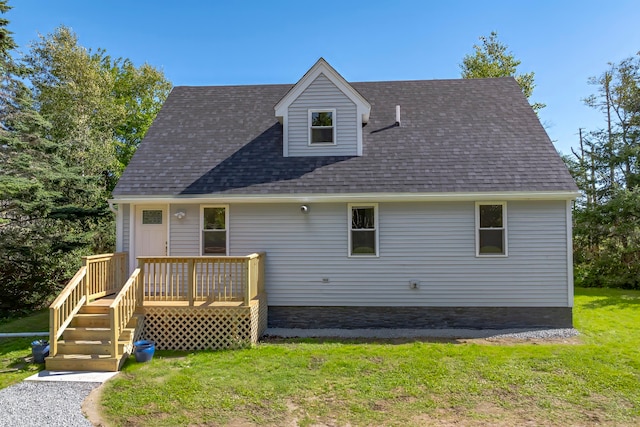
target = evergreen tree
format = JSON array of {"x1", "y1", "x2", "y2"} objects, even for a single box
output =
[{"x1": 0, "y1": 3, "x2": 107, "y2": 311}]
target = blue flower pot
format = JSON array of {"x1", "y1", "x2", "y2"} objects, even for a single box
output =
[{"x1": 133, "y1": 340, "x2": 155, "y2": 363}]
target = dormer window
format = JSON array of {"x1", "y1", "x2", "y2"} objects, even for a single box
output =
[{"x1": 309, "y1": 109, "x2": 336, "y2": 145}]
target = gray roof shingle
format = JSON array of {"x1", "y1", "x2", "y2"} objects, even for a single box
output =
[{"x1": 112, "y1": 77, "x2": 578, "y2": 197}]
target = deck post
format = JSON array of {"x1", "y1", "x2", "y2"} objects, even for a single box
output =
[
  {"x1": 109, "y1": 306, "x2": 119, "y2": 358},
  {"x1": 244, "y1": 258, "x2": 251, "y2": 306},
  {"x1": 258, "y1": 253, "x2": 265, "y2": 294},
  {"x1": 137, "y1": 258, "x2": 145, "y2": 307},
  {"x1": 49, "y1": 306, "x2": 58, "y2": 357},
  {"x1": 82, "y1": 256, "x2": 90, "y2": 306},
  {"x1": 188, "y1": 259, "x2": 195, "y2": 306}
]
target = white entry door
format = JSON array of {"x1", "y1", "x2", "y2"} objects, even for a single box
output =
[{"x1": 135, "y1": 206, "x2": 168, "y2": 258}]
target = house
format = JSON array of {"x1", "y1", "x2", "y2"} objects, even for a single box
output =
[
  {"x1": 46, "y1": 58, "x2": 578, "y2": 370},
  {"x1": 111, "y1": 57, "x2": 578, "y2": 329}
]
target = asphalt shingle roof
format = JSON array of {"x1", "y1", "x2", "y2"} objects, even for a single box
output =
[{"x1": 112, "y1": 77, "x2": 578, "y2": 197}]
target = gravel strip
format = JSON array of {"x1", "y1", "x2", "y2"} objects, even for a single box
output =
[
  {"x1": 0, "y1": 381, "x2": 98, "y2": 427},
  {"x1": 265, "y1": 327, "x2": 579, "y2": 340}
]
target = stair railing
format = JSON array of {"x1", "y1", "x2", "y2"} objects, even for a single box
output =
[
  {"x1": 49, "y1": 267, "x2": 88, "y2": 357},
  {"x1": 108, "y1": 268, "x2": 142, "y2": 358},
  {"x1": 49, "y1": 252, "x2": 129, "y2": 358}
]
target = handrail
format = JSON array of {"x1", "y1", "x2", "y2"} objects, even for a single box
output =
[
  {"x1": 49, "y1": 266, "x2": 87, "y2": 357},
  {"x1": 108, "y1": 268, "x2": 142, "y2": 358}
]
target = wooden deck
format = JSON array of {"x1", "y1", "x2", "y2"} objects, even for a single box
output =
[{"x1": 47, "y1": 252, "x2": 267, "y2": 372}]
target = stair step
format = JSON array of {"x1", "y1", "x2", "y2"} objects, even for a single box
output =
[
  {"x1": 63, "y1": 327, "x2": 134, "y2": 341},
  {"x1": 79, "y1": 305, "x2": 110, "y2": 315},
  {"x1": 57, "y1": 340, "x2": 128, "y2": 355},
  {"x1": 72, "y1": 313, "x2": 110, "y2": 328},
  {"x1": 45, "y1": 354, "x2": 124, "y2": 372}
]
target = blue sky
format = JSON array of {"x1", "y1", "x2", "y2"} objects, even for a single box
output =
[{"x1": 6, "y1": 0, "x2": 640, "y2": 155}]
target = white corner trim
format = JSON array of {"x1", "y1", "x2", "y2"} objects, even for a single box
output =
[
  {"x1": 115, "y1": 204, "x2": 123, "y2": 252},
  {"x1": 282, "y1": 110, "x2": 289, "y2": 157},
  {"x1": 166, "y1": 203, "x2": 171, "y2": 256},
  {"x1": 566, "y1": 199, "x2": 574, "y2": 307},
  {"x1": 128, "y1": 203, "x2": 135, "y2": 273}
]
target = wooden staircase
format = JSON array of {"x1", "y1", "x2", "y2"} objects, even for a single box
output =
[{"x1": 46, "y1": 298, "x2": 143, "y2": 372}]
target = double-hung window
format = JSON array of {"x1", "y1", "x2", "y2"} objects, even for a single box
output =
[
  {"x1": 476, "y1": 202, "x2": 507, "y2": 256},
  {"x1": 201, "y1": 206, "x2": 228, "y2": 255},
  {"x1": 349, "y1": 203, "x2": 378, "y2": 256},
  {"x1": 309, "y1": 109, "x2": 336, "y2": 145}
]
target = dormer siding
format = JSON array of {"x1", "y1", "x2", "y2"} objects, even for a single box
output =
[{"x1": 287, "y1": 74, "x2": 358, "y2": 157}]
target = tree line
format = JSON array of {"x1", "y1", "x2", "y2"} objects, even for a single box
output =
[
  {"x1": 0, "y1": 0, "x2": 171, "y2": 314},
  {"x1": 564, "y1": 54, "x2": 640, "y2": 289}
]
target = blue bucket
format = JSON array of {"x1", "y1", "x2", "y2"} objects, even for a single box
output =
[
  {"x1": 133, "y1": 340, "x2": 155, "y2": 363},
  {"x1": 31, "y1": 340, "x2": 50, "y2": 364}
]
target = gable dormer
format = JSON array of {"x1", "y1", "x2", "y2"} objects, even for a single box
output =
[{"x1": 275, "y1": 58, "x2": 371, "y2": 157}]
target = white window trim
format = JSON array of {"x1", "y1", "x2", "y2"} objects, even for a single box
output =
[
  {"x1": 308, "y1": 108, "x2": 337, "y2": 146},
  {"x1": 200, "y1": 204, "x2": 229, "y2": 256},
  {"x1": 475, "y1": 201, "x2": 508, "y2": 257},
  {"x1": 348, "y1": 203, "x2": 379, "y2": 258}
]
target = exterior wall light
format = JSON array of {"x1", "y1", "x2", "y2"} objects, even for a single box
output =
[
  {"x1": 300, "y1": 205, "x2": 310, "y2": 214},
  {"x1": 174, "y1": 210, "x2": 186, "y2": 220}
]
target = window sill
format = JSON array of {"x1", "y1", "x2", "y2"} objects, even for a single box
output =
[{"x1": 308, "y1": 142, "x2": 337, "y2": 147}]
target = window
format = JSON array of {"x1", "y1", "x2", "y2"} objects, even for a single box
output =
[
  {"x1": 349, "y1": 203, "x2": 378, "y2": 256},
  {"x1": 142, "y1": 210, "x2": 163, "y2": 225},
  {"x1": 476, "y1": 202, "x2": 507, "y2": 256},
  {"x1": 309, "y1": 109, "x2": 336, "y2": 144},
  {"x1": 201, "y1": 206, "x2": 227, "y2": 255}
]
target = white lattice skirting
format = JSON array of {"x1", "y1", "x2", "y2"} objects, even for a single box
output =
[{"x1": 141, "y1": 294, "x2": 267, "y2": 350}]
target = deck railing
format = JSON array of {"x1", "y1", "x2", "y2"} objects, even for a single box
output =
[
  {"x1": 137, "y1": 253, "x2": 265, "y2": 305},
  {"x1": 49, "y1": 267, "x2": 88, "y2": 357},
  {"x1": 108, "y1": 268, "x2": 142, "y2": 358},
  {"x1": 84, "y1": 253, "x2": 128, "y2": 300},
  {"x1": 49, "y1": 252, "x2": 128, "y2": 357}
]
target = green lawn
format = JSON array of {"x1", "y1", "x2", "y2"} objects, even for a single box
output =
[
  {"x1": 0, "y1": 309, "x2": 49, "y2": 388},
  {"x1": 99, "y1": 288, "x2": 640, "y2": 426}
]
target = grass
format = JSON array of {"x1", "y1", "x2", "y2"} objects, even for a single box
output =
[
  {"x1": 0, "y1": 309, "x2": 49, "y2": 388},
  {"x1": 99, "y1": 287, "x2": 640, "y2": 426}
]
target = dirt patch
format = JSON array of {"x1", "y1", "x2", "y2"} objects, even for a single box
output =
[
  {"x1": 83, "y1": 384, "x2": 107, "y2": 426},
  {"x1": 463, "y1": 335, "x2": 582, "y2": 345}
]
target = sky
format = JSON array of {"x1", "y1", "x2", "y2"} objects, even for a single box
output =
[{"x1": 6, "y1": 0, "x2": 640, "y2": 155}]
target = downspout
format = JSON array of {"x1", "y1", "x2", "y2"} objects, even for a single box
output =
[{"x1": 108, "y1": 201, "x2": 118, "y2": 214}]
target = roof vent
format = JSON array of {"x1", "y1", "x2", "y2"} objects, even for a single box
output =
[{"x1": 395, "y1": 105, "x2": 401, "y2": 127}]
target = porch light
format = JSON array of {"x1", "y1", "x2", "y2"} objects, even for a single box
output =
[{"x1": 174, "y1": 210, "x2": 186, "y2": 220}]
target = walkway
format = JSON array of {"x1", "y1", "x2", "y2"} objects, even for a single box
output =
[{"x1": 0, "y1": 371, "x2": 116, "y2": 427}]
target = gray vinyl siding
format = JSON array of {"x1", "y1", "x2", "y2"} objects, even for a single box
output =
[
  {"x1": 122, "y1": 204, "x2": 130, "y2": 253},
  {"x1": 158, "y1": 200, "x2": 569, "y2": 307},
  {"x1": 229, "y1": 201, "x2": 569, "y2": 307},
  {"x1": 169, "y1": 205, "x2": 201, "y2": 256},
  {"x1": 287, "y1": 73, "x2": 358, "y2": 156}
]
